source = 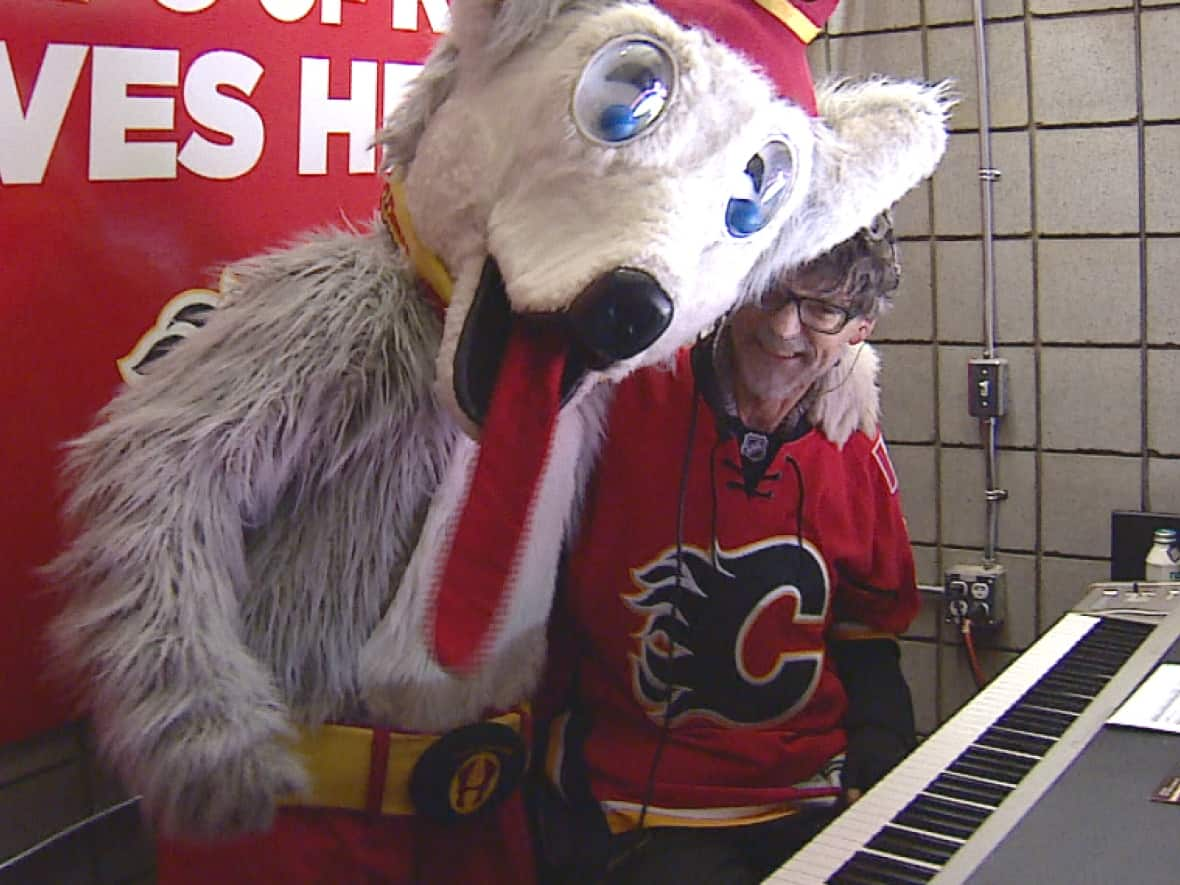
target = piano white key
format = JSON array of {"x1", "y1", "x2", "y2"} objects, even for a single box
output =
[
  {"x1": 861, "y1": 847, "x2": 942, "y2": 873},
  {"x1": 772, "y1": 862, "x2": 825, "y2": 885},
  {"x1": 887, "y1": 821, "x2": 966, "y2": 845},
  {"x1": 798, "y1": 840, "x2": 860, "y2": 864},
  {"x1": 814, "y1": 829, "x2": 877, "y2": 854}
]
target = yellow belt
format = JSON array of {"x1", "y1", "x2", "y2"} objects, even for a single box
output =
[{"x1": 281, "y1": 709, "x2": 525, "y2": 817}]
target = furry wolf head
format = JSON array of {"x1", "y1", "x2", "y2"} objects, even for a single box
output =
[{"x1": 377, "y1": 0, "x2": 950, "y2": 438}]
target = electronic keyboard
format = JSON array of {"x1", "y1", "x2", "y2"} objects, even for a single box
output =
[{"x1": 769, "y1": 582, "x2": 1180, "y2": 884}]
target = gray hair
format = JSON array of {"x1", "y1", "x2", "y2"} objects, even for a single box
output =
[{"x1": 772, "y1": 210, "x2": 900, "y2": 320}]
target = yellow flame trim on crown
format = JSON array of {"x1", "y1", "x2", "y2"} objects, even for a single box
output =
[{"x1": 753, "y1": 0, "x2": 822, "y2": 44}]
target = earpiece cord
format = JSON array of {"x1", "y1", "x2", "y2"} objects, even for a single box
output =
[
  {"x1": 709, "y1": 437, "x2": 724, "y2": 570},
  {"x1": 815, "y1": 341, "x2": 866, "y2": 397},
  {"x1": 634, "y1": 383, "x2": 701, "y2": 834},
  {"x1": 782, "y1": 454, "x2": 806, "y2": 573}
]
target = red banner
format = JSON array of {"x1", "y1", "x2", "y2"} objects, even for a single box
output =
[{"x1": 1, "y1": 0, "x2": 444, "y2": 745}]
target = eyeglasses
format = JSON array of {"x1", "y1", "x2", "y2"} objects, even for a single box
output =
[{"x1": 756, "y1": 289, "x2": 857, "y2": 334}]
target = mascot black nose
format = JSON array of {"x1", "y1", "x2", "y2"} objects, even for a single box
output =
[{"x1": 568, "y1": 268, "x2": 674, "y2": 370}]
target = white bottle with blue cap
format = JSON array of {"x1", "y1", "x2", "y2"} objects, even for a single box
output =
[{"x1": 1145, "y1": 527, "x2": 1180, "y2": 582}]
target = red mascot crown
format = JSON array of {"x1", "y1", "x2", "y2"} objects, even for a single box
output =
[{"x1": 654, "y1": 0, "x2": 839, "y2": 115}]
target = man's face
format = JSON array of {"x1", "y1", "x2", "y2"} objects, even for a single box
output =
[{"x1": 728, "y1": 269, "x2": 874, "y2": 408}]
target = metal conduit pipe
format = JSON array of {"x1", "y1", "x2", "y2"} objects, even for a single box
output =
[{"x1": 972, "y1": 0, "x2": 1007, "y2": 565}]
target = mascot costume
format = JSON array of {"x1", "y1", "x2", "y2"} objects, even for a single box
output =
[{"x1": 47, "y1": 0, "x2": 950, "y2": 881}]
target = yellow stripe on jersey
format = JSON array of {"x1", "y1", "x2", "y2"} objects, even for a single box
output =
[
  {"x1": 602, "y1": 800, "x2": 800, "y2": 834},
  {"x1": 543, "y1": 710, "x2": 571, "y2": 798},
  {"x1": 828, "y1": 622, "x2": 900, "y2": 642}
]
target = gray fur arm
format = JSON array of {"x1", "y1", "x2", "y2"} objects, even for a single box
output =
[{"x1": 48, "y1": 226, "x2": 438, "y2": 836}]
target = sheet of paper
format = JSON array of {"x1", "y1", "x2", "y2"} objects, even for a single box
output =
[
  {"x1": 1107, "y1": 663, "x2": 1180, "y2": 734},
  {"x1": 1152, "y1": 773, "x2": 1180, "y2": 804}
]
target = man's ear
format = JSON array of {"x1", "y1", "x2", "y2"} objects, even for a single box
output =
[{"x1": 849, "y1": 318, "x2": 875, "y2": 346}]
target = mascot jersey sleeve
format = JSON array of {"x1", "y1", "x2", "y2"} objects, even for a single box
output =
[{"x1": 546, "y1": 347, "x2": 919, "y2": 832}]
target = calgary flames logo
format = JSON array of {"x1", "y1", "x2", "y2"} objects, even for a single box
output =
[
  {"x1": 627, "y1": 537, "x2": 830, "y2": 727},
  {"x1": 117, "y1": 283, "x2": 225, "y2": 383}
]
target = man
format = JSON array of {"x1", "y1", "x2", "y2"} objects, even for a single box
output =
[{"x1": 534, "y1": 214, "x2": 919, "y2": 883}]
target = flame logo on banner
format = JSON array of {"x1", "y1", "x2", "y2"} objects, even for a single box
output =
[{"x1": 117, "y1": 283, "x2": 225, "y2": 383}]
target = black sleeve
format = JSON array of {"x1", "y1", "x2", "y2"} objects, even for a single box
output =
[{"x1": 831, "y1": 638, "x2": 917, "y2": 792}]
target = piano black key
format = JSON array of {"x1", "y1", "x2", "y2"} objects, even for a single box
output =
[
  {"x1": 925, "y1": 772, "x2": 1012, "y2": 806},
  {"x1": 830, "y1": 851, "x2": 936, "y2": 884},
  {"x1": 995, "y1": 706, "x2": 1075, "y2": 737},
  {"x1": 867, "y1": 825, "x2": 962, "y2": 866},
  {"x1": 1068, "y1": 635, "x2": 1137, "y2": 659},
  {"x1": 1052, "y1": 656, "x2": 1123, "y2": 681},
  {"x1": 946, "y1": 756, "x2": 1022, "y2": 785},
  {"x1": 975, "y1": 725, "x2": 1054, "y2": 757},
  {"x1": 1029, "y1": 672, "x2": 1106, "y2": 698},
  {"x1": 1057, "y1": 652, "x2": 1122, "y2": 675},
  {"x1": 1074, "y1": 629, "x2": 1146, "y2": 652},
  {"x1": 1021, "y1": 687, "x2": 1091, "y2": 714},
  {"x1": 1084, "y1": 619, "x2": 1153, "y2": 649},
  {"x1": 1038, "y1": 670, "x2": 1109, "y2": 698},
  {"x1": 826, "y1": 865, "x2": 883, "y2": 885},
  {"x1": 827, "y1": 865, "x2": 889, "y2": 885},
  {"x1": 1090, "y1": 617, "x2": 1153, "y2": 640},
  {"x1": 827, "y1": 868, "x2": 882, "y2": 885},
  {"x1": 890, "y1": 808, "x2": 977, "y2": 842},
  {"x1": 1075, "y1": 637, "x2": 1146, "y2": 659},
  {"x1": 894, "y1": 794, "x2": 990, "y2": 839},
  {"x1": 951, "y1": 746, "x2": 1037, "y2": 781},
  {"x1": 1059, "y1": 646, "x2": 1131, "y2": 672}
]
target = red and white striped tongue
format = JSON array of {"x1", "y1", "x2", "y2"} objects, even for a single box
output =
[{"x1": 431, "y1": 323, "x2": 566, "y2": 673}]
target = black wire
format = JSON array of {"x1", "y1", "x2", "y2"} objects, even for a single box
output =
[
  {"x1": 782, "y1": 454, "x2": 806, "y2": 572},
  {"x1": 708, "y1": 437, "x2": 726, "y2": 569},
  {"x1": 634, "y1": 383, "x2": 701, "y2": 833}
]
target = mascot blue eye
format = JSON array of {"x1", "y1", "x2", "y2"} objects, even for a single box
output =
[
  {"x1": 574, "y1": 36, "x2": 675, "y2": 145},
  {"x1": 725, "y1": 139, "x2": 797, "y2": 238},
  {"x1": 599, "y1": 103, "x2": 641, "y2": 141},
  {"x1": 726, "y1": 199, "x2": 764, "y2": 237}
]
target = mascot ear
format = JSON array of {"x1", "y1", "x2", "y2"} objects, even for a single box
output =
[
  {"x1": 753, "y1": 77, "x2": 955, "y2": 292},
  {"x1": 449, "y1": 0, "x2": 554, "y2": 57},
  {"x1": 447, "y1": 0, "x2": 502, "y2": 53}
]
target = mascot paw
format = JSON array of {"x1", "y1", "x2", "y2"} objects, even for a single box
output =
[{"x1": 142, "y1": 736, "x2": 310, "y2": 839}]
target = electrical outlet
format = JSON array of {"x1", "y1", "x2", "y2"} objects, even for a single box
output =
[
  {"x1": 944, "y1": 563, "x2": 1006, "y2": 629},
  {"x1": 967, "y1": 358, "x2": 1009, "y2": 418}
]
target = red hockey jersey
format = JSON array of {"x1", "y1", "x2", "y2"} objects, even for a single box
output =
[{"x1": 547, "y1": 346, "x2": 918, "y2": 830}]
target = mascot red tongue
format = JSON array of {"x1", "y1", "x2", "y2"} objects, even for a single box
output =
[
  {"x1": 431, "y1": 0, "x2": 839, "y2": 673},
  {"x1": 432, "y1": 325, "x2": 567, "y2": 672}
]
